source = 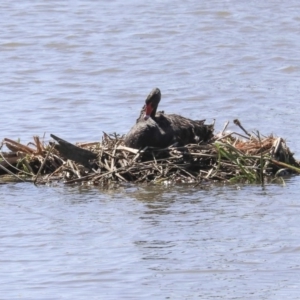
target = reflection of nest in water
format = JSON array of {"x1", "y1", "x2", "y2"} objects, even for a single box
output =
[{"x1": 1, "y1": 119, "x2": 299, "y2": 186}]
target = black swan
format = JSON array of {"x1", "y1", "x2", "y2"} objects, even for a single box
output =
[{"x1": 124, "y1": 88, "x2": 214, "y2": 149}]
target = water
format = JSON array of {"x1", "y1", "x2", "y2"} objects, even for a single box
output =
[
  {"x1": 1, "y1": 1, "x2": 300, "y2": 299},
  {"x1": 2, "y1": 182, "x2": 300, "y2": 299}
]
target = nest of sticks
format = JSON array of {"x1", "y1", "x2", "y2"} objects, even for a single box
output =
[{"x1": 0, "y1": 119, "x2": 299, "y2": 186}]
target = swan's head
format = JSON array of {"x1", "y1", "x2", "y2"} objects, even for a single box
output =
[{"x1": 144, "y1": 88, "x2": 161, "y2": 120}]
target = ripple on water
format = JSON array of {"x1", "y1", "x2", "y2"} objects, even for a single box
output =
[{"x1": 1, "y1": 1, "x2": 300, "y2": 299}]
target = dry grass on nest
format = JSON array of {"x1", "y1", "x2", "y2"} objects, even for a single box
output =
[{"x1": 0, "y1": 120, "x2": 300, "y2": 186}]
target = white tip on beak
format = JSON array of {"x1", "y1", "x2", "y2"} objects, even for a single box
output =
[{"x1": 144, "y1": 114, "x2": 150, "y2": 120}]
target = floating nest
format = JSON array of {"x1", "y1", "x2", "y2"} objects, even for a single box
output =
[{"x1": 0, "y1": 119, "x2": 299, "y2": 186}]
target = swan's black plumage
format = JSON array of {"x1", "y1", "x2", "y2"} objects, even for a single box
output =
[{"x1": 124, "y1": 88, "x2": 213, "y2": 149}]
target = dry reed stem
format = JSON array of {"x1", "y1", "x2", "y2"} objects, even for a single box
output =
[
  {"x1": 0, "y1": 151, "x2": 32, "y2": 176},
  {"x1": 0, "y1": 164, "x2": 26, "y2": 182},
  {"x1": 3, "y1": 138, "x2": 36, "y2": 154},
  {"x1": 34, "y1": 144, "x2": 55, "y2": 184}
]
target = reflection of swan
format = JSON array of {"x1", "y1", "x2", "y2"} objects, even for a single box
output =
[{"x1": 124, "y1": 88, "x2": 213, "y2": 149}]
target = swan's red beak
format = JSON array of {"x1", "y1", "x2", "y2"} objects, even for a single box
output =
[{"x1": 144, "y1": 103, "x2": 153, "y2": 120}]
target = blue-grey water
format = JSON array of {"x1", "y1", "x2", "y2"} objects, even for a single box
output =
[{"x1": 1, "y1": 1, "x2": 300, "y2": 299}]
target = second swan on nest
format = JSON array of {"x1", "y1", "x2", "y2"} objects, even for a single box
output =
[{"x1": 124, "y1": 88, "x2": 214, "y2": 149}]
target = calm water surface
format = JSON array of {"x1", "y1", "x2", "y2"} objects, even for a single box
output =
[{"x1": 1, "y1": 1, "x2": 300, "y2": 299}]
